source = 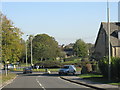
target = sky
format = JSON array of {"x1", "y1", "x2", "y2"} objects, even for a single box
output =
[{"x1": 1, "y1": 2, "x2": 118, "y2": 45}]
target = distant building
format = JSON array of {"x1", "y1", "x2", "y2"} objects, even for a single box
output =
[
  {"x1": 92, "y1": 22, "x2": 120, "y2": 60},
  {"x1": 64, "y1": 43, "x2": 74, "y2": 58}
]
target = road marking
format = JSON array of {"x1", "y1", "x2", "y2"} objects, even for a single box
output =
[
  {"x1": 0, "y1": 75, "x2": 18, "y2": 89},
  {"x1": 36, "y1": 76, "x2": 46, "y2": 90},
  {"x1": 58, "y1": 77, "x2": 90, "y2": 88}
]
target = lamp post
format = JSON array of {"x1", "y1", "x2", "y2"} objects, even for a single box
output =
[
  {"x1": 26, "y1": 41, "x2": 27, "y2": 67},
  {"x1": 30, "y1": 36, "x2": 33, "y2": 66},
  {"x1": 107, "y1": 0, "x2": 111, "y2": 81},
  {"x1": 26, "y1": 35, "x2": 29, "y2": 67},
  {"x1": 5, "y1": 26, "x2": 15, "y2": 76},
  {"x1": 5, "y1": 61, "x2": 9, "y2": 76},
  {"x1": 26, "y1": 35, "x2": 33, "y2": 67}
]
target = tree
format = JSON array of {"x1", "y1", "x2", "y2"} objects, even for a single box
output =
[
  {"x1": 73, "y1": 39, "x2": 88, "y2": 57},
  {"x1": 86, "y1": 43, "x2": 94, "y2": 58},
  {"x1": 32, "y1": 34, "x2": 60, "y2": 61},
  {"x1": 1, "y1": 13, "x2": 24, "y2": 64}
]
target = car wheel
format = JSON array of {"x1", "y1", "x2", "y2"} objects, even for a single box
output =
[
  {"x1": 65, "y1": 72, "x2": 69, "y2": 75},
  {"x1": 59, "y1": 72, "x2": 62, "y2": 75},
  {"x1": 23, "y1": 72, "x2": 26, "y2": 74},
  {"x1": 73, "y1": 70, "x2": 76, "y2": 75}
]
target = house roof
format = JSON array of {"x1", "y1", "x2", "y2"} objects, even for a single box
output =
[
  {"x1": 95, "y1": 22, "x2": 120, "y2": 47},
  {"x1": 102, "y1": 22, "x2": 120, "y2": 46}
]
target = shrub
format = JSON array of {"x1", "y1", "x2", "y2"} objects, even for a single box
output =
[
  {"x1": 111, "y1": 57, "x2": 120, "y2": 81},
  {"x1": 81, "y1": 61, "x2": 93, "y2": 74},
  {"x1": 99, "y1": 57, "x2": 120, "y2": 81},
  {"x1": 81, "y1": 66, "x2": 88, "y2": 74},
  {"x1": 35, "y1": 60, "x2": 62, "y2": 68},
  {"x1": 98, "y1": 57, "x2": 108, "y2": 78},
  {"x1": 86, "y1": 63, "x2": 92, "y2": 72}
]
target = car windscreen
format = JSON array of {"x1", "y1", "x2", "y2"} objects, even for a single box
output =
[
  {"x1": 8, "y1": 64, "x2": 13, "y2": 66},
  {"x1": 63, "y1": 66, "x2": 69, "y2": 69}
]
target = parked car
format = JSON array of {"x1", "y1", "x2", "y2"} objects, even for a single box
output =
[
  {"x1": 58, "y1": 65, "x2": 76, "y2": 75},
  {"x1": 8, "y1": 64, "x2": 14, "y2": 69},
  {"x1": 3, "y1": 64, "x2": 14, "y2": 70},
  {"x1": 23, "y1": 67, "x2": 32, "y2": 74}
]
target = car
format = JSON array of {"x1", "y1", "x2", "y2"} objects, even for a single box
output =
[
  {"x1": 3, "y1": 64, "x2": 14, "y2": 70},
  {"x1": 58, "y1": 65, "x2": 76, "y2": 75},
  {"x1": 8, "y1": 64, "x2": 14, "y2": 69},
  {"x1": 23, "y1": 67, "x2": 32, "y2": 74}
]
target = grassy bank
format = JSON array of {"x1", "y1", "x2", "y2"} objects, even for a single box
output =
[
  {"x1": 78, "y1": 73, "x2": 120, "y2": 86},
  {"x1": 0, "y1": 73, "x2": 16, "y2": 84}
]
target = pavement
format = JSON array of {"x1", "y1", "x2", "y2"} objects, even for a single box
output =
[{"x1": 60, "y1": 75, "x2": 120, "y2": 90}]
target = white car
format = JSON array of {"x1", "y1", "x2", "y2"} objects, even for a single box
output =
[
  {"x1": 8, "y1": 64, "x2": 14, "y2": 69},
  {"x1": 58, "y1": 65, "x2": 76, "y2": 75}
]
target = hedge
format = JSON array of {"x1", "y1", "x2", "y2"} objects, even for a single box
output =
[{"x1": 99, "y1": 57, "x2": 120, "y2": 81}]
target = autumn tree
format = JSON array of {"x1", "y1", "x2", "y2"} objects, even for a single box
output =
[{"x1": 1, "y1": 13, "x2": 25, "y2": 64}]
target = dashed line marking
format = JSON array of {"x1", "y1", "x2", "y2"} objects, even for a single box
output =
[{"x1": 36, "y1": 76, "x2": 46, "y2": 90}]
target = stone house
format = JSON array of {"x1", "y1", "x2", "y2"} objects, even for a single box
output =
[{"x1": 92, "y1": 22, "x2": 120, "y2": 60}]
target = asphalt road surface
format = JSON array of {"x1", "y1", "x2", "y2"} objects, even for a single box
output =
[{"x1": 2, "y1": 72, "x2": 92, "y2": 90}]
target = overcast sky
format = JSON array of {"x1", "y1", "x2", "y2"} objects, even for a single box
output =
[{"x1": 2, "y1": 2, "x2": 118, "y2": 45}]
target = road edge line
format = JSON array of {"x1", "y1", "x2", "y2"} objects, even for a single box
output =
[
  {"x1": 0, "y1": 75, "x2": 18, "y2": 89},
  {"x1": 60, "y1": 76, "x2": 105, "y2": 90}
]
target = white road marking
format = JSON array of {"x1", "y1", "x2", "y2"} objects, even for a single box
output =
[
  {"x1": 36, "y1": 76, "x2": 46, "y2": 90},
  {"x1": 58, "y1": 77, "x2": 90, "y2": 88},
  {"x1": 0, "y1": 75, "x2": 18, "y2": 89},
  {"x1": 36, "y1": 75, "x2": 90, "y2": 89}
]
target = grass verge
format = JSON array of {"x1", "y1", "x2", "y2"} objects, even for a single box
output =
[
  {"x1": 0, "y1": 73, "x2": 16, "y2": 84},
  {"x1": 12, "y1": 68, "x2": 60, "y2": 72},
  {"x1": 78, "y1": 73, "x2": 120, "y2": 86},
  {"x1": 12, "y1": 67, "x2": 81, "y2": 72}
]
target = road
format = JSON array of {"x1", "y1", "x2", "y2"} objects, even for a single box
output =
[{"x1": 2, "y1": 72, "x2": 92, "y2": 90}]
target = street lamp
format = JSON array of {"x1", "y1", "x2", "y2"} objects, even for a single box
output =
[
  {"x1": 26, "y1": 35, "x2": 29, "y2": 67},
  {"x1": 107, "y1": 0, "x2": 111, "y2": 81},
  {"x1": 9, "y1": 27, "x2": 15, "y2": 29},
  {"x1": 5, "y1": 61, "x2": 9, "y2": 76},
  {"x1": 30, "y1": 36, "x2": 33, "y2": 66},
  {"x1": 5, "y1": 26, "x2": 15, "y2": 76},
  {"x1": 26, "y1": 35, "x2": 34, "y2": 67}
]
